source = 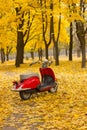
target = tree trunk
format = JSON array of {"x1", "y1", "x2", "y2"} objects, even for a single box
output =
[
  {"x1": 6, "y1": 46, "x2": 12, "y2": 61},
  {"x1": 81, "y1": 38, "x2": 86, "y2": 68},
  {"x1": 6, "y1": 46, "x2": 9, "y2": 61},
  {"x1": 38, "y1": 48, "x2": 42, "y2": 61},
  {"x1": 30, "y1": 51, "x2": 34, "y2": 60},
  {"x1": 77, "y1": 48, "x2": 81, "y2": 57},
  {"x1": 15, "y1": 7, "x2": 24, "y2": 67},
  {"x1": 76, "y1": 21, "x2": 86, "y2": 68},
  {"x1": 45, "y1": 44, "x2": 49, "y2": 59},
  {"x1": 65, "y1": 48, "x2": 68, "y2": 56},
  {"x1": 53, "y1": 45, "x2": 56, "y2": 59},
  {"x1": 15, "y1": 31, "x2": 24, "y2": 67},
  {"x1": 20, "y1": 44, "x2": 24, "y2": 64},
  {"x1": 55, "y1": 41, "x2": 59, "y2": 65},
  {"x1": 1, "y1": 48, "x2": 5, "y2": 63},
  {"x1": 69, "y1": 22, "x2": 73, "y2": 61}
]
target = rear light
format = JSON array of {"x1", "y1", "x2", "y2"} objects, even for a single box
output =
[{"x1": 13, "y1": 81, "x2": 18, "y2": 85}]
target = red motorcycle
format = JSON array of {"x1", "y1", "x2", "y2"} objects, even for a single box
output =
[{"x1": 12, "y1": 60, "x2": 58, "y2": 100}]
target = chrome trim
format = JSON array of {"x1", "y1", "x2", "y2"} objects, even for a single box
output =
[
  {"x1": 11, "y1": 84, "x2": 31, "y2": 92},
  {"x1": 11, "y1": 88, "x2": 31, "y2": 92}
]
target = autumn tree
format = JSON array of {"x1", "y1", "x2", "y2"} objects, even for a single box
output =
[
  {"x1": 0, "y1": 0, "x2": 14, "y2": 63},
  {"x1": 51, "y1": 0, "x2": 62, "y2": 65},
  {"x1": 39, "y1": 0, "x2": 54, "y2": 59},
  {"x1": 66, "y1": 0, "x2": 87, "y2": 67},
  {"x1": 75, "y1": 0, "x2": 87, "y2": 68},
  {"x1": 14, "y1": 0, "x2": 46, "y2": 67},
  {"x1": 13, "y1": 1, "x2": 38, "y2": 67}
]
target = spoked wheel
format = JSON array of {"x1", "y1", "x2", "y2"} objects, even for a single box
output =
[
  {"x1": 49, "y1": 82, "x2": 58, "y2": 93},
  {"x1": 19, "y1": 90, "x2": 32, "y2": 100}
]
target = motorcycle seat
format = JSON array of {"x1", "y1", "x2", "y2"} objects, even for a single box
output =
[{"x1": 20, "y1": 73, "x2": 39, "y2": 80}]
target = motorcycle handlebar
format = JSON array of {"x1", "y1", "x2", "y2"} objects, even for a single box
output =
[
  {"x1": 29, "y1": 59, "x2": 53, "y2": 67},
  {"x1": 42, "y1": 59, "x2": 53, "y2": 68}
]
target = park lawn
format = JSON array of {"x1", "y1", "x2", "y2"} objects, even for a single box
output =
[{"x1": 0, "y1": 57, "x2": 87, "y2": 129}]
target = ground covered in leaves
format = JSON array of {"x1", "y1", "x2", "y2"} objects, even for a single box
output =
[{"x1": 0, "y1": 57, "x2": 87, "y2": 130}]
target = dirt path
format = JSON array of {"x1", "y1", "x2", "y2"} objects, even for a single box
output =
[{"x1": 1, "y1": 94, "x2": 46, "y2": 130}]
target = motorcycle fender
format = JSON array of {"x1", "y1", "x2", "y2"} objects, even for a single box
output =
[
  {"x1": 12, "y1": 76, "x2": 40, "y2": 91},
  {"x1": 20, "y1": 76, "x2": 40, "y2": 90}
]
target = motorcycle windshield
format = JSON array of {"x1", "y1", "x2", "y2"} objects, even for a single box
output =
[{"x1": 40, "y1": 67, "x2": 55, "y2": 81}]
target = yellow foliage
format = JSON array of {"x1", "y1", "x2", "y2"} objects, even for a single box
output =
[
  {"x1": 0, "y1": 0, "x2": 86, "y2": 55},
  {"x1": 68, "y1": 13, "x2": 85, "y2": 23}
]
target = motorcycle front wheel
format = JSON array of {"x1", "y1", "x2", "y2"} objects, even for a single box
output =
[
  {"x1": 49, "y1": 82, "x2": 58, "y2": 93},
  {"x1": 19, "y1": 90, "x2": 32, "y2": 100}
]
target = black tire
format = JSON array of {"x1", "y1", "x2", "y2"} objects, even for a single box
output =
[
  {"x1": 49, "y1": 82, "x2": 58, "y2": 93},
  {"x1": 19, "y1": 90, "x2": 32, "y2": 100}
]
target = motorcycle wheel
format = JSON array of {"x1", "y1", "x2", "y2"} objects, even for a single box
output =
[
  {"x1": 19, "y1": 90, "x2": 31, "y2": 100},
  {"x1": 49, "y1": 82, "x2": 58, "y2": 93}
]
